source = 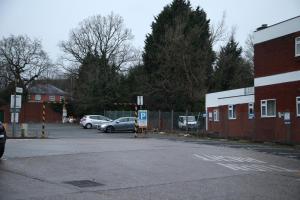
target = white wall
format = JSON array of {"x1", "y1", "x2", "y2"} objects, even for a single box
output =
[
  {"x1": 254, "y1": 16, "x2": 300, "y2": 44},
  {"x1": 254, "y1": 70, "x2": 300, "y2": 87},
  {"x1": 205, "y1": 87, "x2": 254, "y2": 109}
]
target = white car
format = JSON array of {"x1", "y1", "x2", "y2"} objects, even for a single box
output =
[
  {"x1": 80, "y1": 115, "x2": 112, "y2": 129},
  {"x1": 178, "y1": 116, "x2": 198, "y2": 130}
]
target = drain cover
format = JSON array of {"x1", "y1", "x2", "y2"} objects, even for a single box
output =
[{"x1": 63, "y1": 180, "x2": 104, "y2": 188}]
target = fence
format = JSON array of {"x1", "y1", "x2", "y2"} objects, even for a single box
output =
[{"x1": 104, "y1": 110, "x2": 205, "y2": 132}]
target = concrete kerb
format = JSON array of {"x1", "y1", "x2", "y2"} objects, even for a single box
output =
[{"x1": 148, "y1": 130, "x2": 300, "y2": 149}]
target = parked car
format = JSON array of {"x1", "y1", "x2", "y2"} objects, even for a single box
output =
[
  {"x1": 178, "y1": 116, "x2": 198, "y2": 130},
  {"x1": 98, "y1": 117, "x2": 136, "y2": 133},
  {"x1": 80, "y1": 115, "x2": 112, "y2": 129},
  {"x1": 0, "y1": 122, "x2": 6, "y2": 158}
]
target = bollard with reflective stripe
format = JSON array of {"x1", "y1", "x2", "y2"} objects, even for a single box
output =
[
  {"x1": 41, "y1": 102, "x2": 46, "y2": 138},
  {"x1": 134, "y1": 104, "x2": 138, "y2": 138}
]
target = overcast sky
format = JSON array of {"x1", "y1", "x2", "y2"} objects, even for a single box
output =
[{"x1": 0, "y1": 0, "x2": 299, "y2": 61}]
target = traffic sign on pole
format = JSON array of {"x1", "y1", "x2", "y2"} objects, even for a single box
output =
[
  {"x1": 137, "y1": 96, "x2": 143, "y2": 106},
  {"x1": 16, "y1": 87, "x2": 23, "y2": 94},
  {"x1": 138, "y1": 110, "x2": 148, "y2": 128}
]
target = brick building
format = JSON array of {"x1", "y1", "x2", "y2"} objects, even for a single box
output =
[
  {"x1": 206, "y1": 16, "x2": 300, "y2": 143},
  {"x1": 27, "y1": 84, "x2": 68, "y2": 103},
  {"x1": 0, "y1": 84, "x2": 69, "y2": 123}
]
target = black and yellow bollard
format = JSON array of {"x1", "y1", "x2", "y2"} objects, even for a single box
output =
[
  {"x1": 134, "y1": 104, "x2": 138, "y2": 138},
  {"x1": 41, "y1": 102, "x2": 46, "y2": 138}
]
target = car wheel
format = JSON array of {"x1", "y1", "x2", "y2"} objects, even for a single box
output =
[
  {"x1": 0, "y1": 144, "x2": 4, "y2": 158},
  {"x1": 106, "y1": 126, "x2": 114, "y2": 133},
  {"x1": 85, "y1": 123, "x2": 92, "y2": 129}
]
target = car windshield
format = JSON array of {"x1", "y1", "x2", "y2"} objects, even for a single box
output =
[{"x1": 181, "y1": 116, "x2": 196, "y2": 122}]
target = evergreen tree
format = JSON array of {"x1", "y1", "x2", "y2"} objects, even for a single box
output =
[
  {"x1": 74, "y1": 53, "x2": 121, "y2": 116},
  {"x1": 142, "y1": 0, "x2": 215, "y2": 111},
  {"x1": 214, "y1": 35, "x2": 253, "y2": 91}
]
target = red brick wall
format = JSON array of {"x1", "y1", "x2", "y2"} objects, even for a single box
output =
[
  {"x1": 254, "y1": 81, "x2": 300, "y2": 143},
  {"x1": 0, "y1": 102, "x2": 62, "y2": 123},
  {"x1": 254, "y1": 31, "x2": 300, "y2": 78},
  {"x1": 207, "y1": 104, "x2": 254, "y2": 139}
]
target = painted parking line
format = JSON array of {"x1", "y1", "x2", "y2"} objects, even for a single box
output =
[
  {"x1": 193, "y1": 154, "x2": 266, "y2": 163},
  {"x1": 194, "y1": 154, "x2": 298, "y2": 173}
]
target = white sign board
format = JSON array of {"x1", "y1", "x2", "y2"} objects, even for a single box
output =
[
  {"x1": 137, "y1": 96, "x2": 143, "y2": 106},
  {"x1": 63, "y1": 108, "x2": 67, "y2": 117},
  {"x1": 138, "y1": 110, "x2": 147, "y2": 128},
  {"x1": 11, "y1": 112, "x2": 19, "y2": 123},
  {"x1": 16, "y1": 87, "x2": 23, "y2": 93},
  {"x1": 284, "y1": 112, "x2": 290, "y2": 121},
  {"x1": 10, "y1": 95, "x2": 22, "y2": 109}
]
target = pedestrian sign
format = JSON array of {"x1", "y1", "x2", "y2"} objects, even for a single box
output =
[{"x1": 138, "y1": 110, "x2": 147, "y2": 128}]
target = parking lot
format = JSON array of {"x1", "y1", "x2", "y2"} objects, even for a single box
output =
[{"x1": 1, "y1": 124, "x2": 300, "y2": 200}]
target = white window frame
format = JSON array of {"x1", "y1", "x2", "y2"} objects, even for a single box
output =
[
  {"x1": 297, "y1": 97, "x2": 300, "y2": 117},
  {"x1": 248, "y1": 103, "x2": 254, "y2": 119},
  {"x1": 49, "y1": 95, "x2": 55, "y2": 102},
  {"x1": 27, "y1": 94, "x2": 31, "y2": 101},
  {"x1": 261, "y1": 99, "x2": 276, "y2": 118},
  {"x1": 228, "y1": 105, "x2": 236, "y2": 120},
  {"x1": 60, "y1": 96, "x2": 64, "y2": 102},
  {"x1": 213, "y1": 109, "x2": 219, "y2": 122},
  {"x1": 35, "y1": 94, "x2": 41, "y2": 101},
  {"x1": 295, "y1": 37, "x2": 300, "y2": 57}
]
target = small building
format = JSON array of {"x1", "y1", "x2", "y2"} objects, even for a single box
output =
[
  {"x1": 206, "y1": 87, "x2": 255, "y2": 139},
  {"x1": 27, "y1": 84, "x2": 68, "y2": 103},
  {"x1": 0, "y1": 84, "x2": 69, "y2": 123},
  {"x1": 206, "y1": 16, "x2": 300, "y2": 143}
]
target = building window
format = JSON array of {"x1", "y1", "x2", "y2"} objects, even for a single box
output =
[
  {"x1": 28, "y1": 95, "x2": 31, "y2": 101},
  {"x1": 60, "y1": 96, "x2": 64, "y2": 102},
  {"x1": 35, "y1": 94, "x2": 41, "y2": 101},
  {"x1": 228, "y1": 105, "x2": 236, "y2": 119},
  {"x1": 248, "y1": 103, "x2": 254, "y2": 119},
  {"x1": 49, "y1": 95, "x2": 55, "y2": 102},
  {"x1": 261, "y1": 99, "x2": 276, "y2": 118},
  {"x1": 295, "y1": 37, "x2": 300, "y2": 57},
  {"x1": 208, "y1": 112, "x2": 213, "y2": 121},
  {"x1": 213, "y1": 109, "x2": 219, "y2": 122},
  {"x1": 297, "y1": 97, "x2": 300, "y2": 117}
]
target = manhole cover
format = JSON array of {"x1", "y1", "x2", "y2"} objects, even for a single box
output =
[{"x1": 63, "y1": 180, "x2": 104, "y2": 188}]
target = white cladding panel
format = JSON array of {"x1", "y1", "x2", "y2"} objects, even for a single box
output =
[
  {"x1": 254, "y1": 70, "x2": 300, "y2": 87},
  {"x1": 254, "y1": 16, "x2": 300, "y2": 44},
  {"x1": 206, "y1": 87, "x2": 254, "y2": 108}
]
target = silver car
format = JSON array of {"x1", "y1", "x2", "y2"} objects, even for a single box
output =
[
  {"x1": 98, "y1": 117, "x2": 136, "y2": 133},
  {"x1": 80, "y1": 115, "x2": 112, "y2": 129}
]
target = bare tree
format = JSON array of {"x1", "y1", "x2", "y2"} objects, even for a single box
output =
[
  {"x1": 60, "y1": 12, "x2": 137, "y2": 72},
  {"x1": 210, "y1": 11, "x2": 228, "y2": 46},
  {"x1": 244, "y1": 33, "x2": 254, "y2": 66},
  {"x1": 0, "y1": 35, "x2": 50, "y2": 90}
]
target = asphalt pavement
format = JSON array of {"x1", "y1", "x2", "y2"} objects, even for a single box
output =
[{"x1": 1, "y1": 124, "x2": 300, "y2": 200}]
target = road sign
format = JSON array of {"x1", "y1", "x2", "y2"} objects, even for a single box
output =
[
  {"x1": 137, "y1": 96, "x2": 143, "y2": 106},
  {"x1": 16, "y1": 87, "x2": 23, "y2": 93},
  {"x1": 11, "y1": 112, "x2": 19, "y2": 123},
  {"x1": 138, "y1": 110, "x2": 147, "y2": 128},
  {"x1": 10, "y1": 95, "x2": 22, "y2": 109}
]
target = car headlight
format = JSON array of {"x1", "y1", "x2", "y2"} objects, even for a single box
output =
[{"x1": 101, "y1": 124, "x2": 108, "y2": 128}]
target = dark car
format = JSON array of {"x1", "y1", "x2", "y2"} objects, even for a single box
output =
[
  {"x1": 98, "y1": 117, "x2": 136, "y2": 133},
  {"x1": 0, "y1": 122, "x2": 6, "y2": 158}
]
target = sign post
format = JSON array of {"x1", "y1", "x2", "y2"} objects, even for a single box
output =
[{"x1": 11, "y1": 88, "x2": 22, "y2": 137}]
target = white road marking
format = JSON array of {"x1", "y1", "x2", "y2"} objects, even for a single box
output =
[
  {"x1": 194, "y1": 154, "x2": 298, "y2": 172},
  {"x1": 193, "y1": 154, "x2": 266, "y2": 163}
]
